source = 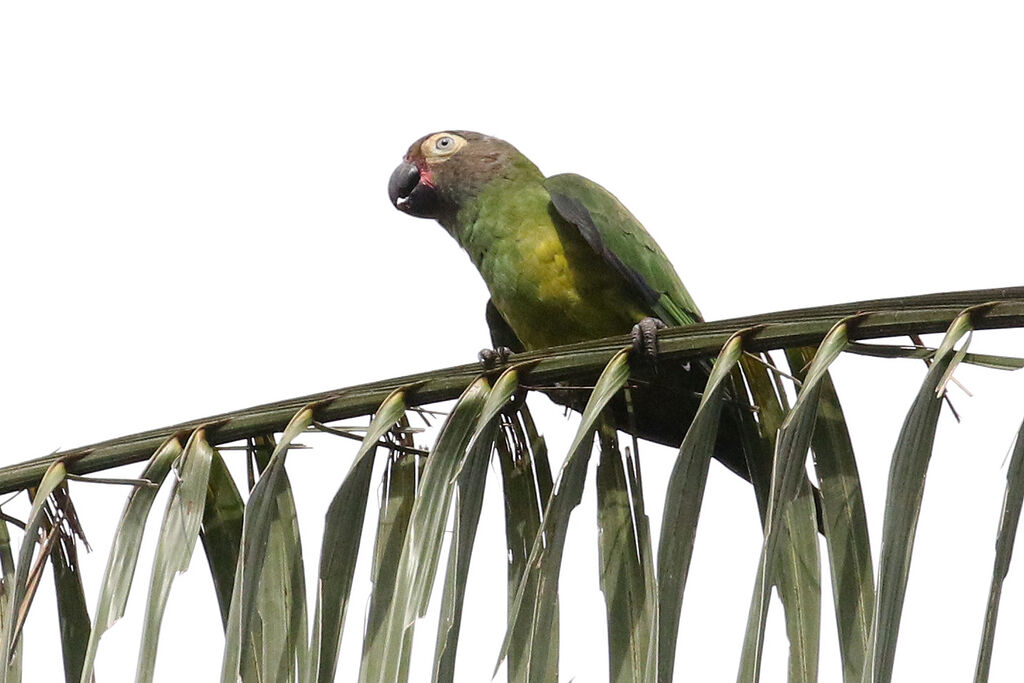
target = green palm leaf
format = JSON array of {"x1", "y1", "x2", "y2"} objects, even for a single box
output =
[
  {"x1": 0, "y1": 287, "x2": 1020, "y2": 681},
  {"x1": 597, "y1": 424, "x2": 658, "y2": 683},
  {"x1": 974, "y1": 418, "x2": 1024, "y2": 682},
  {"x1": 495, "y1": 406, "x2": 558, "y2": 683},
  {"x1": 786, "y1": 347, "x2": 875, "y2": 683},
  {"x1": 307, "y1": 391, "x2": 406, "y2": 683},
  {"x1": 656, "y1": 332, "x2": 745, "y2": 682},
  {"x1": 136, "y1": 430, "x2": 215, "y2": 683},
  {"x1": 865, "y1": 308, "x2": 978, "y2": 683},
  {"x1": 498, "y1": 347, "x2": 632, "y2": 678}
]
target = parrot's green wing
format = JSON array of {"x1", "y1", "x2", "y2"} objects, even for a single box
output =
[{"x1": 544, "y1": 173, "x2": 702, "y2": 327}]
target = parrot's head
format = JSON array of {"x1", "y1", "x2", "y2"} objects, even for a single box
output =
[{"x1": 388, "y1": 131, "x2": 539, "y2": 220}]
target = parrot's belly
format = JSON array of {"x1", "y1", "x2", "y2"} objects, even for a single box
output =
[{"x1": 477, "y1": 223, "x2": 647, "y2": 350}]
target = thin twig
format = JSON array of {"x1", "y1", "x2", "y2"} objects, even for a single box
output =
[
  {"x1": 302, "y1": 425, "x2": 424, "y2": 435},
  {"x1": 744, "y1": 351, "x2": 804, "y2": 387},
  {"x1": 218, "y1": 444, "x2": 311, "y2": 450},
  {"x1": 910, "y1": 334, "x2": 963, "y2": 422},
  {"x1": 409, "y1": 405, "x2": 449, "y2": 418},
  {"x1": 911, "y1": 334, "x2": 973, "y2": 396},
  {"x1": 312, "y1": 421, "x2": 429, "y2": 457},
  {"x1": 11, "y1": 517, "x2": 62, "y2": 656},
  {"x1": 65, "y1": 473, "x2": 158, "y2": 488},
  {"x1": 0, "y1": 513, "x2": 26, "y2": 531}
]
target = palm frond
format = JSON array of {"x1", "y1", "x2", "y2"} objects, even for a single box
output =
[
  {"x1": 4, "y1": 287, "x2": 1020, "y2": 493},
  {"x1": 974, "y1": 418, "x2": 1024, "y2": 681},
  {"x1": 656, "y1": 332, "x2": 746, "y2": 682},
  {"x1": 0, "y1": 287, "x2": 1022, "y2": 681},
  {"x1": 135, "y1": 430, "x2": 214, "y2": 682},
  {"x1": 499, "y1": 348, "x2": 632, "y2": 678},
  {"x1": 597, "y1": 425, "x2": 658, "y2": 683},
  {"x1": 785, "y1": 347, "x2": 874, "y2": 683},
  {"x1": 495, "y1": 406, "x2": 558, "y2": 683},
  {"x1": 866, "y1": 309, "x2": 977, "y2": 683}
]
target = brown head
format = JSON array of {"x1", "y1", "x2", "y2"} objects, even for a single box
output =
[{"x1": 387, "y1": 131, "x2": 541, "y2": 220}]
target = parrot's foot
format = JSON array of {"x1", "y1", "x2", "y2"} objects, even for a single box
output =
[
  {"x1": 631, "y1": 317, "x2": 668, "y2": 361},
  {"x1": 478, "y1": 346, "x2": 514, "y2": 370}
]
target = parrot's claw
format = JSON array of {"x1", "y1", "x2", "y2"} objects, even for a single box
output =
[
  {"x1": 631, "y1": 317, "x2": 668, "y2": 361},
  {"x1": 478, "y1": 346, "x2": 514, "y2": 370}
]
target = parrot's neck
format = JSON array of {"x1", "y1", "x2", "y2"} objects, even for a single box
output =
[
  {"x1": 440, "y1": 160, "x2": 545, "y2": 249},
  {"x1": 442, "y1": 179, "x2": 525, "y2": 252},
  {"x1": 442, "y1": 177, "x2": 554, "y2": 283}
]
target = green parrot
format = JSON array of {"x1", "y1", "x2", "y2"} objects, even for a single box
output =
[{"x1": 388, "y1": 130, "x2": 751, "y2": 481}]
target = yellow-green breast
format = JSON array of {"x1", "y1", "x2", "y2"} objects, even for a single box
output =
[{"x1": 456, "y1": 181, "x2": 648, "y2": 349}]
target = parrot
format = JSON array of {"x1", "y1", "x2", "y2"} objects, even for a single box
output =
[{"x1": 387, "y1": 130, "x2": 753, "y2": 482}]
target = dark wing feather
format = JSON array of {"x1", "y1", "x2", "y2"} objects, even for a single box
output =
[
  {"x1": 544, "y1": 173, "x2": 702, "y2": 326},
  {"x1": 485, "y1": 299, "x2": 525, "y2": 353},
  {"x1": 547, "y1": 191, "x2": 663, "y2": 311}
]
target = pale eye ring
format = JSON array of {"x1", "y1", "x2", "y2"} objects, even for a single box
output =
[{"x1": 435, "y1": 136, "x2": 455, "y2": 152}]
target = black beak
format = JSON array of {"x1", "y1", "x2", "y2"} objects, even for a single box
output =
[{"x1": 388, "y1": 161, "x2": 439, "y2": 218}]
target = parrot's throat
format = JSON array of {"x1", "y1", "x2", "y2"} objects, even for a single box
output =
[
  {"x1": 438, "y1": 203, "x2": 473, "y2": 243},
  {"x1": 436, "y1": 155, "x2": 546, "y2": 244}
]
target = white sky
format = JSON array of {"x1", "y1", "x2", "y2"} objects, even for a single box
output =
[{"x1": 2, "y1": 2, "x2": 1024, "y2": 681}]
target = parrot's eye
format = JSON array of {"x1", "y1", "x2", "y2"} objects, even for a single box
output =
[{"x1": 421, "y1": 133, "x2": 465, "y2": 160}]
